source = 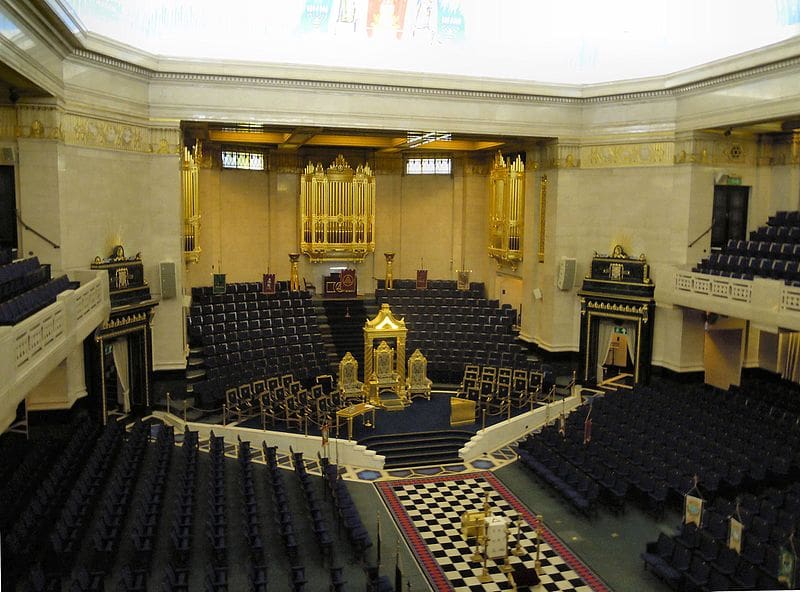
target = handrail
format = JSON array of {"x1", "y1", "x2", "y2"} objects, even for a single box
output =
[
  {"x1": 688, "y1": 224, "x2": 713, "y2": 248},
  {"x1": 16, "y1": 209, "x2": 60, "y2": 249}
]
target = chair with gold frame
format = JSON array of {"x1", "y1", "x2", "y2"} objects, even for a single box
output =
[
  {"x1": 338, "y1": 352, "x2": 365, "y2": 403},
  {"x1": 369, "y1": 340, "x2": 402, "y2": 406},
  {"x1": 406, "y1": 349, "x2": 432, "y2": 400}
]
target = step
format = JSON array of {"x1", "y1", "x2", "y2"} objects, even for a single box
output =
[{"x1": 369, "y1": 441, "x2": 468, "y2": 457}]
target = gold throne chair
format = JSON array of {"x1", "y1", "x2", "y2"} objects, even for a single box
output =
[
  {"x1": 406, "y1": 349, "x2": 432, "y2": 401},
  {"x1": 368, "y1": 340, "x2": 406, "y2": 410},
  {"x1": 338, "y1": 352, "x2": 364, "y2": 404}
]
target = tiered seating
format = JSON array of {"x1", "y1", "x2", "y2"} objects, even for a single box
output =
[
  {"x1": 320, "y1": 455, "x2": 372, "y2": 562},
  {"x1": 519, "y1": 381, "x2": 800, "y2": 518},
  {"x1": 47, "y1": 420, "x2": 123, "y2": 576},
  {"x1": 237, "y1": 440, "x2": 267, "y2": 589},
  {"x1": 3, "y1": 417, "x2": 100, "y2": 587},
  {"x1": 263, "y1": 443, "x2": 301, "y2": 562},
  {"x1": 130, "y1": 424, "x2": 173, "y2": 571},
  {"x1": 168, "y1": 427, "x2": 199, "y2": 568},
  {"x1": 292, "y1": 449, "x2": 333, "y2": 560},
  {"x1": 87, "y1": 421, "x2": 149, "y2": 575},
  {"x1": 692, "y1": 210, "x2": 800, "y2": 285},
  {"x1": 375, "y1": 279, "x2": 526, "y2": 382},
  {"x1": 206, "y1": 433, "x2": 228, "y2": 567},
  {"x1": 187, "y1": 282, "x2": 329, "y2": 407},
  {"x1": 518, "y1": 432, "x2": 601, "y2": 516},
  {"x1": 643, "y1": 482, "x2": 800, "y2": 590},
  {"x1": 0, "y1": 254, "x2": 76, "y2": 325}
]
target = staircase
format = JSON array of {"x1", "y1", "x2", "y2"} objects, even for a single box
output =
[
  {"x1": 359, "y1": 430, "x2": 474, "y2": 468},
  {"x1": 311, "y1": 300, "x2": 340, "y2": 373},
  {"x1": 322, "y1": 299, "x2": 369, "y2": 371}
]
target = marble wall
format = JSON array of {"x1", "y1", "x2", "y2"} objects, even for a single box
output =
[{"x1": 3, "y1": 0, "x2": 800, "y2": 379}]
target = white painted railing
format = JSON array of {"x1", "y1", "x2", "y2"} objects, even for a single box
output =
[
  {"x1": 0, "y1": 270, "x2": 109, "y2": 432},
  {"x1": 664, "y1": 268, "x2": 800, "y2": 331}
]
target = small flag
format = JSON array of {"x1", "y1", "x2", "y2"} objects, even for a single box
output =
[
  {"x1": 262, "y1": 273, "x2": 276, "y2": 294},
  {"x1": 416, "y1": 269, "x2": 428, "y2": 289},
  {"x1": 684, "y1": 494, "x2": 704, "y2": 527},
  {"x1": 321, "y1": 422, "x2": 329, "y2": 447},
  {"x1": 728, "y1": 517, "x2": 743, "y2": 553},
  {"x1": 583, "y1": 403, "x2": 593, "y2": 445},
  {"x1": 213, "y1": 273, "x2": 226, "y2": 294},
  {"x1": 778, "y1": 546, "x2": 796, "y2": 587}
]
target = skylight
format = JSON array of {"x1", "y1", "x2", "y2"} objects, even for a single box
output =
[{"x1": 50, "y1": 0, "x2": 800, "y2": 85}]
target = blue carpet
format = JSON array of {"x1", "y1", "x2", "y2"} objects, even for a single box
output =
[{"x1": 238, "y1": 393, "x2": 532, "y2": 440}]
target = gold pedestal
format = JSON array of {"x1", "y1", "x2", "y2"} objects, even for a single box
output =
[
  {"x1": 384, "y1": 252, "x2": 395, "y2": 289},
  {"x1": 289, "y1": 253, "x2": 301, "y2": 291}
]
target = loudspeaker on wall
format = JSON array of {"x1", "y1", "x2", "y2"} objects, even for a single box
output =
[
  {"x1": 160, "y1": 261, "x2": 176, "y2": 299},
  {"x1": 557, "y1": 257, "x2": 576, "y2": 290}
]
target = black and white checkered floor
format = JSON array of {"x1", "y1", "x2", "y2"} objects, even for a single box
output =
[{"x1": 378, "y1": 472, "x2": 609, "y2": 592}]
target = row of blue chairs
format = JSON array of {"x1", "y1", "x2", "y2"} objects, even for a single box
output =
[
  {"x1": 292, "y1": 449, "x2": 334, "y2": 561},
  {"x1": 321, "y1": 456, "x2": 374, "y2": 564},
  {"x1": 5, "y1": 419, "x2": 100, "y2": 589},
  {"x1": 206, "y1": 434, "x2": 227, "y2": 567},
  {"x1": 169, "y1": 429, "x2": 199, "y2": 567},
  {"x1": 88, "y1": 421, "x2": 149, "y2": 574},
  {"x1": 237, "y1": 441, "x2": 267, "y2": 591},
  {"x1": 0, "y1": 256, "x2": 43, "y2": 298},
  {"x1": 518, "y1": 439, "x2": 601, "y2": 516},
  {"x1": 0, "y1": 274, "x2": 75, "y2": 325},
  {"x1": 47, "y1": 421, "x2": 123, "y2": 577},
  {"x1": 131, "y1": 425, "x2": 174, "y2": 571}
]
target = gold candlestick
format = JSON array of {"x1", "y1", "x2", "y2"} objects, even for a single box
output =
[
  {"x1": 512, "y1": 514, "x2": 524, "y2": 556},
  {"x1": 478, "y1": 536, "x2": 492, "y2": 583},
  {"x1": 535, "y1": 514, "x2": 543, "y2": 576},
  {"x1": 288, "y1": 253, "x2": 301, "y2": 291},
  {"x1": 384, "y1": 252, "x2": 395, "y2": 289}
]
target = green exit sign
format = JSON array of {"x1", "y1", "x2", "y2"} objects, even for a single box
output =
[{"x1": 727, "y1": 175, "x2": 742, "y2": 185}]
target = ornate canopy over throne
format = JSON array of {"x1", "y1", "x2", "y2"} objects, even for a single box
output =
[{"x1": 363, "y1": 303, "x2": 408, "y2": 409}]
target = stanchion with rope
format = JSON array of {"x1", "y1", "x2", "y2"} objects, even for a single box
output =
[
  {"x1": 166, "y1": 392, "x2": 171, "y2": 416},
  {"x1": 183, "y1": 399, "x2": 188, "y2": 423}
]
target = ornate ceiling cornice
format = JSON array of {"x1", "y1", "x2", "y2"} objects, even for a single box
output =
[{"x1": 70, "y1": 47, "x2": 800, "y2": 107}]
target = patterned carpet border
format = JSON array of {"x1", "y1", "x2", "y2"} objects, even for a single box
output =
[{"x1": 377, "y1": 471, "x2": 610, "y2": 592}]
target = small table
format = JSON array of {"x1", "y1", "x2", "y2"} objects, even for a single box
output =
[{"x1": 336, "y1": 402, "x2": 376, "y2": 441}]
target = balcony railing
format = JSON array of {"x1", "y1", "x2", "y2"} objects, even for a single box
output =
[
  {"x1": 0, "y1": 269, "x2": 109, "y2": 432},
  {"x1": 663, "y1": 267, "x2": 800, "y2": 331}
]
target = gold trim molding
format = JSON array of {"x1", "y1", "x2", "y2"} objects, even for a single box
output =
[
  {"x1": 582, "y1": 142, "x2": 673, "y2": 168},
  {"x1": 582, "y1": 299, "x2": 650, "y2": 323},
  {"x1": 13, "y1": 105, "x2": 180, "y2": 154}
]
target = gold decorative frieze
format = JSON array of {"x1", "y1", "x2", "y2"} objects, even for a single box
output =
[
  {"x1": 581, "y1": 142, "x2": 673, "y2": 168},
  {"x1": 538, "y1": 142, "x2": 579, "y2": 169},
  {"x1": 584, "y1": 299, "x2": 650, "y2": 323},
  {"x1": 103, "y1": 312, "x2": 148, "y2": 331},
  {"x1": 0, "y1": 107, "x2": 15, "y2": 139},
  {"x1": 62, "y1": 113, "x2": 180, "y2": 154},
  {"x1": 15, "y1": 104, "x2": 62, "y2": 140},
  {"x1": 15, "y1": 105, "x2": 180, "y2": 154},
  {"x1": 674, "y1": 132, "x2": 756, "y2": 167}
]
